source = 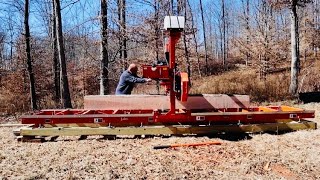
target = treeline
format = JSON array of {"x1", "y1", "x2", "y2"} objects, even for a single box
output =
[{"x1": 0, "y1": 0, "x2": 319, "y2": 113}]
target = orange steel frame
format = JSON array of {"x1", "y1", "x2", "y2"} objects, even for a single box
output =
[{"x1": 20, "y1": 29, "x2": 315, "y2": 128}]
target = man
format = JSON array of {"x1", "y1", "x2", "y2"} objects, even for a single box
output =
[{"x1": 115, "y1": 64, "x2": 151, "y2": 95}]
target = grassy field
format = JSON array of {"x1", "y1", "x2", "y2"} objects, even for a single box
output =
[{"x1": 0, "y1": 103, "x2": 319, "y2": 179}]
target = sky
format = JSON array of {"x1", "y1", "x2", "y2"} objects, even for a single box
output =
[
  {"x1": 0, "y1": 0, "x2": 244, "y2": 35},
  {"x1": 0, "y1": 0, "x2": 246, "y2": 58}
]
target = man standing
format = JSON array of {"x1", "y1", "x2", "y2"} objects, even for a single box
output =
[{"x1": 115, "y1": 64, "x2": 151, "y2": 95}]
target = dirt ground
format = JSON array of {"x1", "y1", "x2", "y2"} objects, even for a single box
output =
[{"x1": 0, "y1": 103, "x2": 320, "y2": 179}]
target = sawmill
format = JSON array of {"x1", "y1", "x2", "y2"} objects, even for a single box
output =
[{"x1": 14, "y1": 16, "x2": 317, "y2": 142}]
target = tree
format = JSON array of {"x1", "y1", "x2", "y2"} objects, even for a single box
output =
[
  {"x1": 100, "y1": 0, "x2": 109, "y2": 95},
  {"x1": 199, "y1": 0, "x2": 208, "y2": 74},
  {"x1": 187, "y1": 0, "x2": 201, "y2": 77},
  {"x1": 117, "y1": 0, "x2": 127, "y2": 70},
  {"x1": 221, "y1": 0, "x2": 227, "y2": 67},
  {"x1": 269, "y1": 0, "x2": 311, "y2": 95},
  {"x1": 182, "y1": 0, "x2": 191, "y2": 82},
  {"x1": 53, "y1": 0, "x2": 72, "y2": 108},
  {"x1": 51, "y1": 0, "x2": 60, "y2": 104},
  {"x1": 289, "y1": 0, "x2": 301, "y2": 95},
  {"x1": 241, "y1": 0, "x2": 250, "y2": 66},
  {"x1": 313, "y1": 0, "x2": 319, "y2": 57},
  {"x1": 154, "y1": 0, "x2": 160, "y2": 61},
  {"x1": 0, "y1": 32, "x2": 4, "y2": 65},
  {"x1": 24, "y1": 0, "x2": 38, "y2": 110}
]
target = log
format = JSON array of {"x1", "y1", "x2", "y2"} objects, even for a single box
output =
[{"x1": 84, "y1": 94, "x2": 250, "y2": 110}]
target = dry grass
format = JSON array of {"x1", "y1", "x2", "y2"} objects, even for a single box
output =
[
  {"x1": 191, "y1": 61, "x2": 320, "y2": 102},
  {"x1": 190, "y1": 67, "x2": 291, "y2": 102},
  {"x1": 0, "y1": 103, "x2": 319, "y2": 179}
]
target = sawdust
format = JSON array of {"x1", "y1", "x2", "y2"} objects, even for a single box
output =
[{"x1": 0, "y1": 103, "x2": 319, "y2": 179}]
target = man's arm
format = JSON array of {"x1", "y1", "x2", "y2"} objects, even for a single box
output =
[{"x1": 126, "y1": 75, "x2": 151, "y2": 83}]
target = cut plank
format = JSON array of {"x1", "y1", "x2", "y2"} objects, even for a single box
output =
[
  {"x1": 84, "y1": 94, "x2": 250, "y2": 110},
  {"x1": 0, "y1": 124, "x2": 32, "y2": 127}
]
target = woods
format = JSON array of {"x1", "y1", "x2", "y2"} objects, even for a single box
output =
[{"x1": 0, "y1": 0, "x2": 319, "y2": 113}]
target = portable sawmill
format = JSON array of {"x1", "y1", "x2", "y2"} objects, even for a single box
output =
[{"x1": 14, "y1": 16, "x2": 317, "y2": 141}]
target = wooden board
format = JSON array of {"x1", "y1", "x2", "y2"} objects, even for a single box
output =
[
  {"x1": 17, "y1": 120, "x2": 317, "y2": 137},
  {"x1": 84, "y1": 94, "x2": 250, "y2": 110},
  {"x1": 0, "y1": 124, "x2": 33, "y2": 127}
]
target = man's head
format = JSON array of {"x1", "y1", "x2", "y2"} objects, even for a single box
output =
[{"x1": 128, "y1": 64, "x2": 138, "y2": 75}]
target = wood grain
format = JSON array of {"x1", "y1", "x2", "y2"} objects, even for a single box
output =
[{"x1": 84, "y1": 94, "x2": 250, "y2": 110}]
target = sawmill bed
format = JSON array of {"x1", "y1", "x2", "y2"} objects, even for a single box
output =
[{"x1": 13, "y1": 120, "x2": 317, "y2": 142}]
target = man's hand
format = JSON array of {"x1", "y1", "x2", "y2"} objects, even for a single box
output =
[{"x1": 145, "y1": 78, "x2": 152, "y2": 82}]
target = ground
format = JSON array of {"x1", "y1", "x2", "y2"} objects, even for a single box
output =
[{"x1": 0, "y1": 103, "x2": 319, "y2": 179}]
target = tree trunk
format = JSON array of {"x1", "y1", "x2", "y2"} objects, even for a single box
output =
[
  {"x1": 221, "y1": 0, "x2": 226, "y2": 68},
  {"x1": 100, "y1": 0, "x2": 109, "y2": 95},
  {"x1": 54, "y1": 0, "x2": 72, "y2": 108},
  {"x1": 289, "y1": 0, "x2": 300, "y2": 96},
  {"x1": 183, "y1": 0, "x2": 191, "y2": 84},
  {"x1": 154, "y1": 0, "x2": 159, "y2": 61},
  {"x1": 243, "y1": 0, "x2": 250, "y2": 66},
  {"x1": 117, "y1": 0, "x2": 127, "y2": 70},
  {"x1": 187, "y1": 0, "x2": 201, "y2": 77},
  {"x1": 314, "y1": 0, "x2": 319, "y2": 57},
  {"x1": 51, "y1": 0, "x2": 60, "y2": 104},
  {"x1": 304, "y1": 9, "x2": 307, "y2": 61},
  {"x1": 122, "y1": 0, "x2": 127, "y2": 67},
  {"x1": 0, "y1": 34, "x2": 4, "y2": 72},
  {"x1": 261, "y1": 0, "x2": 269, "y2": 80},
  {"x1": 171, "y1": 0, "x2": 174, "y2": 14},
  {"x1": 117, "y1": 0, "x2": 123, "y2": 70},
  {"x1": 199, "y1": 0, "x2": 208, "y2": 74},
  {"x1": 24, "y1": 0, "x2": 38, "y2": 110}
]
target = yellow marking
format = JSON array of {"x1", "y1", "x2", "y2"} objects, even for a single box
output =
[
  {"x1": 280, "y1": 106, "x2": 303, "y2": 112},
  {"x1": 258, "y1": 106, "x2": 277, "y2": 112}
]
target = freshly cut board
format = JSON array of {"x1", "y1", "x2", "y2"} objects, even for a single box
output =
[{"x1": 84, "y1": 94, "x2": 250, "y2": 110}]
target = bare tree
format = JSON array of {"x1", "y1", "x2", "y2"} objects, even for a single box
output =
[
  {"x1": 100, "y1": 0, "x2": 109, "y2": 95},
  {"x1": 242, "y1": 0, "x2": 250, "y2": 66},
  {"x1": 269, "y1": 0, "x2": 311, "y2": 95},
  {"x1": 221, "y1": 0, "x2": 227, "y2": 68},
  {"x1": 0, "y1": 32, "x2": 4, "y2": 65},
  {"x1": 154, "y1": 0, "x2": 160, "y2": 61},
  {"x1": 51, "y1": 0, "x2": 60, "y2": 104},
  {"x1": 118, "y1": 0, "x2": 127, "y2": 70},
  {"x1": 54, "y1": 0, "x2": 72, "y2": 108},
  {"x1": 24, "y1": 0, "x2": 38, "y2": 110},
  {"x1": 313, "y1": 0, "x2": 319, "y2": 57},
  {"x1": 187, "y1": 0, "x2": 201, "y2": 77},
  {"x1": 260, "y1": 0, "x2": 272, "y2": 80},
  {"x1": 182, "y1": 0, "x2": 191, "y2": 82},
  {"x1": 199, "y1": 0, "x2": 208, "y2": 74},
  {"x1": 289, "y1": 0, "x2": 301, "y2": 95}
]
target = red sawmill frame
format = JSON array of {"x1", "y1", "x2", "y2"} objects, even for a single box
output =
[{"x1": 21, "y1": 106, "x2": 315, "y2": 127}]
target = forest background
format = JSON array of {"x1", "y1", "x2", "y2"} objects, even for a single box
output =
[{"x1": 0, "y1": 0, "x2": 319, "y2": 114}]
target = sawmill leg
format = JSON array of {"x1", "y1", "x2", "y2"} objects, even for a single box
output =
[
  {"x1": 49, "y1": 136, "x2": 59, "y2": 142},
  {"x1": 78, "y1": 135, "x2": 88, "y2": 140},
  {"x1": 102, "y1": 135, "x2": 116, "y2": 140},
  {"x1": 16, "y1": 136, "x2": 45, "y2": 143}
]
